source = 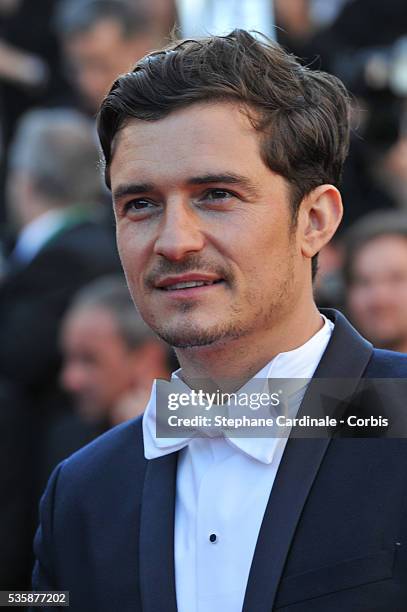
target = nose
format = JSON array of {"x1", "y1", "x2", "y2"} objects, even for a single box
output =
[
  {"x1": 61, "y1": 361, "x2": 86, "y2": 394},
  {"x1": 153, "y1": 198, "x2": 205, "y2": 261}
]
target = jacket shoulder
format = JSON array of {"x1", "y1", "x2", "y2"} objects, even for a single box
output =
[
  {"x1": 33, "y1": 416, "x2": 147, "y2": 592},
  {"x1": 56, "y1": 415, "x2": 146, "y2": 493},
  {"x1": 34, "y1": 221, "x2": 120, "y2": 272}
]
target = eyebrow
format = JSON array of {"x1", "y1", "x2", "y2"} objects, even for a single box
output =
[
  {"x1": 112, "y1": 182, "x2": 155, "y2": 202},
  {"x1": 186, "y1": 173, "x2": 260, "y2": 197},
  {"x1": 112, "y1": 172, "x2": 260, "y2": 202}
]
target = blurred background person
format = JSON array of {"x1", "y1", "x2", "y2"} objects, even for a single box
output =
[
  {"x1": 274, "y1": 0, "x2": 407, "y2": 229},
  {"x1": 55, "y1": 0, "x2": 159, "y2": 115},
  {"x1": 0, "y1": 108, "x2": 121, "y2": 415},
  {"x1": 0, "y1": 108, "x2": 124, "y2": 574},
  {"x1": 41, "y1": 275, "x2": 172, "y2": 479},
  {"x1": 61, "y1": 275, "x2": 171, "y2": 427},
  {"x1": 0, "y1": 0, "x2": 75, "y2": 227},
  {"x1": 274, "y1": 0, "x2": 316, "y2": 56},
  {"x1": 344, "y1": 210, "x2": 407, "y2": 354},
  {"x1": 138, "y1": 0, "x2": 177, "y2": 39},
  {"x1": 0, "y1": 379, "x2": 31, "y2": 589}
]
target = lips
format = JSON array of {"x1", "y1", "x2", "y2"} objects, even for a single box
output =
[
  {"x1": 161, "y1": 280, "x2": 222, "y2": 291},
  {"x1": 154, "y1": 274, "x2": 223, "y2": 291}
]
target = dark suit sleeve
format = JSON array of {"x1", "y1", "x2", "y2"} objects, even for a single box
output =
[
  {"x1": 0, "y1": 382, "x2": 32, "y2": 588},
  {"x1": 0, "y1": 263, "x2": 71, "y2": 386},
  {"x1": 0, "y1": 225, "x2": 121, "y2": 387},
  {"x1": 32, "y1": 461, "x2": 65, "y2": 591}
]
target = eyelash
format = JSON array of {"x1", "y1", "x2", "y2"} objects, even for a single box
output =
[
  {"x1": 121, "y1": 188, "x2": 237, "y2": 215},
  {"x1": 122, "y1": 199, "x2": 154, "y2": 211},
  {"x1": 201, "y1": 189, "x2": 235, "y2": 202}
]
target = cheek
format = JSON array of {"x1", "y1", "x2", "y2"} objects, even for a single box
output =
[
  {"x1": 393, "y1": 282, "x2": 407, "y2": 303},
  {"x1": 117, "y1": 232, "x2": 145, "y2": 284},
  {"x1": 116, "y1": 227, "x2": 130, "y2": 263},
  {"x1": 102, "y1": 356, "x2": 126, "y2": 385},
  {"x1": 348, "y1": 288, "x2": 370, "y2": 314},
  {"x1": 117, "y1": 242, "x2": 132, "y2": 279}
]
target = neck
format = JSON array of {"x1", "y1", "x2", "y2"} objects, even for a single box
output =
[{"x1": 175, "y1": 303, "x2": 324, "y2": 389}]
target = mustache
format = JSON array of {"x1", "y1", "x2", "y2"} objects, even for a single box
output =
[{"x1": 144, "y1": 255, "x2": 232, "y2": 287}]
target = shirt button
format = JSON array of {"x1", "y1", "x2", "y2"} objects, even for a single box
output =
[{"x1": 209, "y1": 533, "x2": 217, "y2": 543}]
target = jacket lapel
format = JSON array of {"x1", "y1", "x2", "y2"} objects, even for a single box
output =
[
  {"x1": 139, "y1": 453, "x2": 178, "y2": 612},
  {"x1": 242, "y1": 309, "x2": 374, "y2": 611}
]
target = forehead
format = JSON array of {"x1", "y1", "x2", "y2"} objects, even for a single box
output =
[
  {"x1": 109, "y1": 102, "x2": 268, "y2": 186},
  {"x1": 66, "y1": 19, "x2": 126, "y2": 55},
  {"x1": 354, "y1": 235, "x2": 407, "y2": 271},
  {"x1": 63, "y1": 307, "x2": 118, "y2": 342}
]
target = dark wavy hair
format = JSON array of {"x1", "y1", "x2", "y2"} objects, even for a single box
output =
[{"x1": 97, "y1": 29, "x2": 351, "y2": 277}]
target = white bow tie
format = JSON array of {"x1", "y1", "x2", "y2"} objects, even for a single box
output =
[
  {"x1": 142, "y1": 379, "x2": 308, "y2": 465},
  {"x1": 144, "y1": 415, "x2": 284, "y2": 464}
]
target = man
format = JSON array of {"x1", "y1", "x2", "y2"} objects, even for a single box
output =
[
  {"x1": 40, "y1": 275, "x2": 172, "y2": 481},
  {"x1": 345, "y1": 210, "x2": 407, "y2": 353},
  {"x1": 61, "y1": 275, "x2": 170, "y2": 427},
  {"x1": 56, "y1": 0, "x2": 158, "y2": 113},
  {"x1": 0, "y1": 108, "x2": 120, "y2": 407},
  {"x1": 33, "y1": 31, "x2": 407, "y2": 611}
]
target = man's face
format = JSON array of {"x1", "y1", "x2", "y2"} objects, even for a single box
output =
[
  {"x1": 64, "y1": 18, "x2": 152, "y2": 112},
  {"x1": 347, "y1": 235, "x2": 407, "y2": 350},
  {"x1": 110, "y1": 102, "x2": 307, "y2": 351},
  {"x1": 61, "y1": 307, "x2": 137, "y2": 421}
]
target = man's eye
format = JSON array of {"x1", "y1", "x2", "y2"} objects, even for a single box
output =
[
  {"x1": 203, "y1": 189, "x2": 234, "y2": 202},
  {"x1": 123, "y1": 199, "x2": 154, "y2": 212}
]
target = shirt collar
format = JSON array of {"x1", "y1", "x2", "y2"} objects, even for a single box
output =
[
  {"x1": 12, "y1": 209, "x2": 69, "y2": 265},
  {"x1": 143, "y1": 314, "x2": 334, "y2": 464}
]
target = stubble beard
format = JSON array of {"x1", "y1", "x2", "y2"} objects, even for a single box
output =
[
  {"x1": 152, "y1": 301, "x2": 253, "y2": 348},
  {"x1": 130, "y1": 234, "x2": 297, "y2": 349},
  {"x1": 144, "y1": 252, "x2": 296, "y2": 350}
]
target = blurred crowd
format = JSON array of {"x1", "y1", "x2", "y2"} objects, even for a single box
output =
[{"x1": 0, "y1": 0, "x2": 406, "y2": 591}]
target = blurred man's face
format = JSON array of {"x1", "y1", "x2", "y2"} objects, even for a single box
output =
[
  {"x1": 64, "y1": 18, "x2": 152, "y2": 112},
  {"x1": 110, "y1": 102, "x2": 308, "y2": 351},
  {"x1": 347, "y1": 235, "x2": 407, "y2": 351},
  {"x1": 61, "y1": 307, "x2": 137, "y2": 421},
  {"x1": 136, "y1": 0, "x2": 175, "y2": 35}
]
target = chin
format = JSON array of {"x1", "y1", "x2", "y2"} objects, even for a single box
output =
[
  {"x1": 373, "y1": 334, "x2": 403, "y2": 350},
  {"x1": 154, "y1": 321, "x2": 248, "y2": 349},
  {"x1": 156, "y1": 329, "x2": 222, "y2": 348}
]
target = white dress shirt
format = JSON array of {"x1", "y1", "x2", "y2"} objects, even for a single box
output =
[
  {"x1": 143, "y1": 315, "x2": 334, "y2": 612},
  {"x1": 11, "y1": 209, "x2": 70, "y2": 266}
]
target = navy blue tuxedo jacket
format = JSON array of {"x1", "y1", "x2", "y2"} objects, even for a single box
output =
[{"x1": 32, "y1": 310, "x2": 407, "y2": 611}]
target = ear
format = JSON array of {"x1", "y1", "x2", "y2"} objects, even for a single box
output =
[{"x1": 297, "y1": 184, "x2": 343, "y2": 259}]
